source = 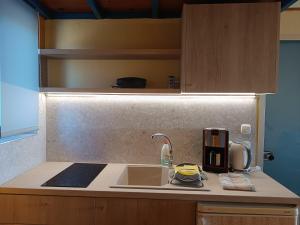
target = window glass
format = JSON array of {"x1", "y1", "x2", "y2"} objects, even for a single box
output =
[{"x1": 0, "y1": 0, "x2": 39, "y2": 137}]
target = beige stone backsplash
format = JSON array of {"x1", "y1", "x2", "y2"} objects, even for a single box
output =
[{"x1": 46, "y1": 95, "x2": 256, "y2": 165}]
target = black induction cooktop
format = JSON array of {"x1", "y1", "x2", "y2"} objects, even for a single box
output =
[{"x1": 42, "y1": 163, "x2": 107, "y2": 188}]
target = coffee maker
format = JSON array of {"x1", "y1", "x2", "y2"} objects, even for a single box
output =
[{"x1": 202, "y1": 128, "x2": 229, "y2": 173}]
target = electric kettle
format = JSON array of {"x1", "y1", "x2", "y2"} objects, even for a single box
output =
[{"x1": 229, "y1": 142, "x2": 252, "y2": 171}]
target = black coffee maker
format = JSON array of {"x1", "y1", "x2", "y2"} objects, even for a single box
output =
[{"x1": 202, "y1": 128, "x2": 229, "y2": 173}]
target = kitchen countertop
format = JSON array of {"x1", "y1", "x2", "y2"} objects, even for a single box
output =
[{"x1": 0, "y1": 162, "x2": 299, "y2": 205}]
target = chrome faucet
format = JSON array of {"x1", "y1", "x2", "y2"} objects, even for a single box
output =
[{"x1": 151, "y1": 133, "x2": 173, "y2": 168}]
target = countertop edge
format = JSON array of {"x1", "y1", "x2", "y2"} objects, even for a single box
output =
[{"x1": 0, "y1": 187, "x2": 299, "y2": 205}]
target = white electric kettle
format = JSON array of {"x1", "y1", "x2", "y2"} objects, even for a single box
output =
[{"x1": 229, "y1": 142, "x2": 252, "y2": 171}]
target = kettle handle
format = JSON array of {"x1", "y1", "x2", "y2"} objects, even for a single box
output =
[{"x1": 244, "y1": 146, "x2": 252, "y2": 170}]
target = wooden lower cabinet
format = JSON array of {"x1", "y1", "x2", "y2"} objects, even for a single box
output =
[
  {"x1": 0, "y1": 194, "x2": 297, "y2": 225},
  {"x1": 95, "y1": 198, "x2": 196, "y2": 225},
  {"x1": 0, "y1": 194, "x2": 95, "y2": 225},
  {"x1": 0, "y1": 194, "x2": 196, "y2": 225},
  {"x1": 197, "y1": 213, "x2": 297, "y2": 225}
]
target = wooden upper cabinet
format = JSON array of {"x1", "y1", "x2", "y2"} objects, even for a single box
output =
[{"x1": 181, "y1": 2, "x2": 280, "y2": 93}]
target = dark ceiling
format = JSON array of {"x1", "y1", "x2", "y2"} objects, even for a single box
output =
[{"x1": 23, "y1": 0, "x2": 296, "y2": 19}]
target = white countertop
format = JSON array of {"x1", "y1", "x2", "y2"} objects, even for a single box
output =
[{"x1": 1, "y1": 162, "x2": 299, "y2": 205}]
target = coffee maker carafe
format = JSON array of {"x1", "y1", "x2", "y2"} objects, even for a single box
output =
[{"x1": 202, "y1": 128, "x2": 229, "y2": 173}]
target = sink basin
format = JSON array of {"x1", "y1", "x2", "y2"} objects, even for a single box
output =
[
  {"x1": 110, "y1": 164, "x2": 210, "y2": 192},
  {"x1": 116, "y1": 165, "x2": 169, "y2": 186}
]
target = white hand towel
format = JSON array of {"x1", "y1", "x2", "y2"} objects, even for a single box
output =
[{"x1": 219, "y1": 173, "x2": 255, "y2": 191}]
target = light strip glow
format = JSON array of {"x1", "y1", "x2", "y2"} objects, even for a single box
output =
[
  {"x1": 45, "y1": 92, "x2": 257, "y2": 97},
  {"x1": 45, "y1": 94, "x2": 256, "y2": 105},
  {"x1": 181, "y1": 92, "x2": 256, "y2": 96}
]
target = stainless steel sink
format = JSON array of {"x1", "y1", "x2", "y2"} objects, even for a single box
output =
[{"x1": 116, "y1": 165, "x2": 169, "y2": 186}]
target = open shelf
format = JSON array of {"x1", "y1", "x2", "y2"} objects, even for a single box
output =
[
  {"x1": 39, "y1": 49, "x2": 181, "y2": 60},
  {"x1": 40, "y1": 87, "x2": 181, "y2": 94}
]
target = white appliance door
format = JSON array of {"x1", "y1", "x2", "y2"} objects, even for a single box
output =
[{"x1": 197, "y1": 202, "x2": 298, "y2": 225}]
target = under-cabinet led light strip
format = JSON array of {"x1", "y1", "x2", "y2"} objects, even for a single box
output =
[
  {"x1": 44, "y1": 92, "x2": 257, "y2": 97},
  {"x1": 44, "y1": 94, "x2": 257, "y2": 105}
]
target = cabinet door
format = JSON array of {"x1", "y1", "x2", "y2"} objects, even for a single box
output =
[
  {"x1": 181, "y1": 2, "x2": 280, "y2": 93},
  {"x1": 95, "y1": 198, "x2": 196, "y2": 225},
  {"x1": 197, "y1": 213, "x2": 297, "y2": 225},
  {"x1": 0, "y1": 194, "x2": 95, "y2": 225},
  {"x1": 0, "y1": 194, "x2": 47, "y2": 225},
  {"x1": 45, "y1": 196, "x2": 95, "y2": 225}
]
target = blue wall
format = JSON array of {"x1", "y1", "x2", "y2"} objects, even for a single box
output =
[
  {"x1": 0, "y1": 0, "x2": 39, "y2": 136},
  {"x1": 264, "y1": 41, "x2": 300, "y2": 195}
]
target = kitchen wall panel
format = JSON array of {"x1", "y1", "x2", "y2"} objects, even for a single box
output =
[
  {"x1": 280, "y1": 10, "x2": 300, "y2": 40},
  {"x1": 46, "y1": 96, "x2": 256, "y2": 165},
  {"x1": 264, "y1": 42, "x2": 300, "y2": 195}
]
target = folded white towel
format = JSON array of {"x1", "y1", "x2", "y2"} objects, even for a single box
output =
[{"x1": 219, "y1": 173, "x2": 255, "y2": 191}]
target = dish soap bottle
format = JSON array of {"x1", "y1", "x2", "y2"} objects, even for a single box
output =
[
  {"x1": 161, "y1": 141, "x2": 172, "y2": 167},
  {"x1": 151, "y1": 133, "x2": 173, "y2": 168}
]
